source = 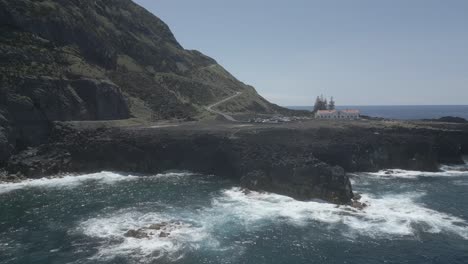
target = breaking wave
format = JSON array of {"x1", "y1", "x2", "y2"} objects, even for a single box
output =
[
  {"x1": 76, "y1": 210, "x2": 218, "y2": 262},
  {"x1": 212, "y1": 188, "x2": 468, "y2": 239},
  {"x1": 6, "y1": 166, "x2": 467, "y2": 261},
  {"x1": 76, "y1": 186, "x2": 468, "y2": 262},
  {"x1": 355, "y1": 165, "x2": 468, "y2": 179},
  {"x1": 0, "y1": 171, "x2": 193, "y2": 195}
]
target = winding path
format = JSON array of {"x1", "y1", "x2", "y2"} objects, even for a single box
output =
[{"x1": 205, "y1": 92, "x2": 242, "y2": 122}]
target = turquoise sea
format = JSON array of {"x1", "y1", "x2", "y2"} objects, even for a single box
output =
[{"x1": 1, "y1": 164, "x2": 468, "y2": 264}]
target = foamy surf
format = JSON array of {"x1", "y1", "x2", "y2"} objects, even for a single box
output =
[
  {"x1": 211, "y1": 188, "x2": 468, "y2": 239},
  {"x1": 77, "y1": 186, "x2": 468, "y2": 262},
  {"x1": 76, "y1": 210, "x2": 218, "y2": 262},
  {"x1": 354, "y1": 166, "x2": 468, "y2": 179},
  {"x1": 0, "y1": 171, "x2": 194, "y2": 195}
]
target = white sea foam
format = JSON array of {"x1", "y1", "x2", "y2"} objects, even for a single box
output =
[
  {"x1": 68, "y1": 165, "x2": 468, "y2": 260},
  {"x1": 440, "y1": 164, "x2": 468, "y2": 172},
  {"x1": 0, "y1": 171, "x2": 193, "y2": 194},
  {"x1": 77, "y1": 210, "x2": 217, "y2": 262},
  {"x1": 357, "y1": 166, "x2": 468, "y2": 179},
  {"x1": 75, "y1": 186, "x2": 468, "y2": 261},
  {"x1": 211, "y1": 188, "x2": 468, "y2": 239}
]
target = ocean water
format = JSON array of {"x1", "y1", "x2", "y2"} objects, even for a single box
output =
[
  {"x1": 289, "y1": 105, "x2": 468, "y2": 120},
  {"x1": 1, "y1": 166, "x2": 468, "y2": 264}
]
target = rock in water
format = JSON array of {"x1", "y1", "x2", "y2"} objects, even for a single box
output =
[
  {"x1": 124, "y1": 229, "x2": 149, "y2": 239},
  {"x1": 350, "y1": 201, "x2": 368, "y2": 210},
  {"x1": 240, "y1": 157, "x2": 354, "y2": 204},
  {"x1": 352, "y1": 193, "x2": 362, "y2": 201},
  {"x1": 159, "y1": 232, "x2": 170, "y2": 238},
  {"x1": 148, "y1": 223, "x2": 167, "y2": 230}
]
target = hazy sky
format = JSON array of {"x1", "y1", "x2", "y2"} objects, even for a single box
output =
[{"x1": 134, "y1": 0, "x2": 468, "y2": 106}]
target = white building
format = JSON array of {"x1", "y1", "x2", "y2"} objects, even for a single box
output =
[{"x1": 315, "y1": 109, "x2": 360, "y2": 120}]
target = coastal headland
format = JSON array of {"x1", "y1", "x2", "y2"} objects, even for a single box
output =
[
  {"x1": 1, "y1": 0, "x2": 467, "y2": 205},
  {"x1": 3, "y1": 118, "x2": 467, "y2": 204}
]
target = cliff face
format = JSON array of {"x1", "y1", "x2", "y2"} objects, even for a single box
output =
[
  {"x1": 0, "y1": 0, "x2": 282, "y2": 118},
  {"x1": 4, "y1": 120, "x2": 468, "y2": 203},
  {"x1": 0, "y1": 0, "x2": 289, "y2": 163}
]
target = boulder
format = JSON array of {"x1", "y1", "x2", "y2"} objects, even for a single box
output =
[
  {"x1": 159, "y1": 232, "x2": 170, "y2": 238},
  {"x1": 124, "y1": 229, "x2": 149, "y2": 239},
  {"x1": 148, "y1": 223, "x2": 167, "y2": 230},
  {"x1": 350, "y1": 201, "x2": 368, "y2": 210},
  {"x1": 352, "y1": 193, "x2": 362, "y2": 201}
]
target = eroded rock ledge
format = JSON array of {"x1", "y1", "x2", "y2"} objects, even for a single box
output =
[{"x1": 3, "y1": 120, "x2": 468, "y2": 204}]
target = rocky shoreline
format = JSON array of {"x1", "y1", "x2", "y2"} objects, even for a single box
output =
[
  {"x1": 1, "y1": 119, "x2": 467, "y2": 204},
  {"x1": 2, "y1": 0, "x2": 467, "y2": 205}
]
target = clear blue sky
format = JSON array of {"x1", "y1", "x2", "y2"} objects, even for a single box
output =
[{"x1": 134, "y1": 0, "x2": 468, "y2": 106}]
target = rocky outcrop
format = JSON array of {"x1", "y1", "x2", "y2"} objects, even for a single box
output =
[
  {"x1": 240, "y1": 158, "x2": 353, "y2": 203},
  {"x1": 4, "y1": 120, "x2": 468, "y2": 203},
  {"x1": 423, "y1": 116, "x2": 467, "y2": 123},
  {"x1": 6, "y1": 147, "x2": 71, "y2": 177},
  {"x1": 2, "y1": 123, "x2": 355, "y2": 203},
  {"x1": 0, "y1": 77, "x2": 130, "y2": 159},
  {"x1": 0, "y1": 24, "x2": 131, "y2": 163}
]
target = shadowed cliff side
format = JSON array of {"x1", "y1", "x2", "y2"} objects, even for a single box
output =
[{"x1": 4, "y1": 120, "x2": 468, "y2": 203}]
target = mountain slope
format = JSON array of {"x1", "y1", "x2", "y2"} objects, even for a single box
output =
[
  {"x1": 1, "y1": 0, "x2": 285, "y2": 120},
  {"x1": 0, "y1": 0, "x2": 297, "y2": 164}
]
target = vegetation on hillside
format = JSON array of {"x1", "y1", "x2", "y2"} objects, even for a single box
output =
[
  {"x1": 313, "y1": 95, "x2": 336, "y2": 112},
  {"x1": 0, "y1": 0, "x2": 291, "y2": 121}
]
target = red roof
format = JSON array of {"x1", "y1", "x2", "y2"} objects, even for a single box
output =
[
  {"x1": 316, "y1": 110, "x2": 360, "y2": 114},
  {"x1": 316, "y1": 110, "x2": 337, "y2": 114},
  {"x1": 342, "y1": 109, "x2": 360, "y2": 113}
]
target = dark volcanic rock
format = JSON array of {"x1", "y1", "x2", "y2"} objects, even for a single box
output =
[
  {"x1": 350, "y1": 201, "x2": 368, "y2": 210},
  {"x1": 6, "y1": 146, "x2": 71, "y2": 178},
  {"x1": 159, "y1": 232, "x2": 170, "y2": 238},
  {"x1": 0, "y1": 0, "x2": 288, "y2": 122},
  {"x1": 0, "y1": 108, "x2": 14, "y2": 164},
  {"x1": 4, "y1": 120, "x2": 468, "y2": 203},
  {"x1": 148, "y1": 223, "x2": 167, "y2": 230},
  {"x1": 240, "y1": 157, "x2": 353, "y2": 203},
  {"x1": 0, "y1": 76, "x2": 130, "y2": 155},
  {"x1": 0, "y1": 0, "x2": 298, "y2": 162},
  {"x1": 8, "y1": 77, "x2": 130, "y2": 121},
  {"x1": 425, "y1": 116, "x2": 467, "y2": 124},
  {"x1": 71, "y1": 79, "x2": 130, "y2": 120},
  {"x1": 124, "y1": 229, "x2": 149, "y2": 239}
]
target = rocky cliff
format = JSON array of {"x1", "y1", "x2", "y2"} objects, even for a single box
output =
[
  {"x1": 0, "y1": 0, "x2": 294, "y2": 163},
  {"x1": 1, "y1": 0, "x2": 286, "y2": 118},
  {"x1": 4, "y1": 120, "x2": 468, "y2": 204}
]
